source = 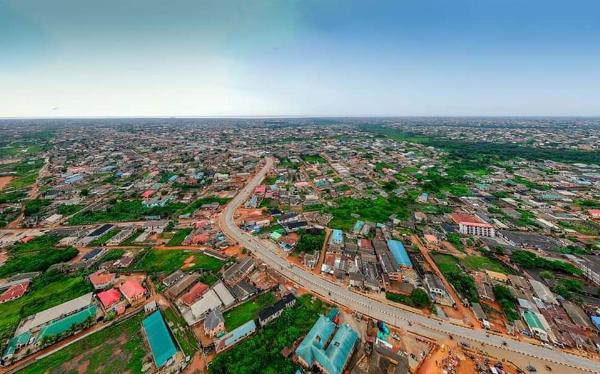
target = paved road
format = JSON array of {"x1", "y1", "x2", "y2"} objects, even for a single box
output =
[{"x1": 219, "y1": 157, "x2": 600, "y2": 374}]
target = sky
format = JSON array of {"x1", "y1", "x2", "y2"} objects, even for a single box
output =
[{"x1": 1, "y1": 0, "x2": 600, "y2": 117}]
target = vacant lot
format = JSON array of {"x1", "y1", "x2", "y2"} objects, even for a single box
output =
[
  {"x1": 134, "y1": 249, "x2": 224, "y2": 275},
  {"x1": 223, "y1": 292, "x2": 275, "y2": 330},
  {"x1": 166, "y1": 228, "x2": 192, "y2": 246},
  {"x1": 462, "y1": 255, "x2": 510, "y2": 274},
  {"x1": 0, "y1": 234, "x2": 78, "y2": 278},
  {"x1": 20, "y1": 313, "x2": 148, "y2": 374}
]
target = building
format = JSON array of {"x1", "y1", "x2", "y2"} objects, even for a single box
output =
[
  {"x1": 258, "y1": 293, "x2": 296, "y2": 326},
  {"x1": 295, "y1": 315, "x2": 359, "y2": 374},
  {"x1": 88, "y1": 270, "x2": 115, "y2": 290},
  {"x1": 181, "y1": 282, "x2": 209, "y2": 306},
  {"x1": 214, "y1": 320, "x2": 257, "y2": 353},
  {"x1": 386, "y1": 240, "x2": 412, "y2": 268},
  {"x1": 142, "y1": 311, "x2": 178, "y2": 369},
  {"x1": 162, "y1": 270, "x2": 185, "y2": 288},
  {"x1": 119, "y1": 278, "x2": 146, "y2": 304},
  {"x1": 0, "y1": 282, "x2": 29, "y2": 304},
  {"x1": 450, "y1": 213, "x2": 495, "y2": 237},
  {"x1": 424, "y1": 273, "x2": 447, "y2": 299},
  {"x1": 222, "y1": 257, "x2": 255, "y2": 286},
  {"x1": 529, "y1": 279, "x2": 558, "y2": 305},
  {"x1": 329, "y1": 229, "x2": 344, "y2": 247},
  {"x1": 572, "y1": 255, "x2": 600, "y2": 286},
  {"x1": 37, "y1": 305, "x2": 97, "y2": 344},
  {"x1": 97, "y1": 288, "x2": 122, "y2": 310},
  {"x1": 16, "y1": 293, "x2": 95, "y2": 335},
  {"x1": 165, "y1": 273, "x2": 199, "y2": 300},
  {"x1": 522, "y1": 310, "x2": 548, "y2": 342},
  {"x1": 203, "y1": 309, "x2": 225, "y2": 338}
]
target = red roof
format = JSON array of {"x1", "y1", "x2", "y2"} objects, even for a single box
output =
[
  {"x1": 450, "y1": 213, "x2": 492, "y2": 228},
  {"x1": 0, "y1": 282, "x2": 29, "y2": 303},
  {"x1": 89, "y1": 270, "x2": 115, "y2": 288},
  {"x1": 588, "y1": 209, "x2": 600, "y2": 217},
  {"x1": 255, "y1": 185, "x2": 267, "y2": 194},
  {"x1": 191, "y1": 234, "x2": 210, "y2": 244},
  {"x1": 119, "y1": 278, "x2": 146, "y2": 301},
  {"x1": 97, "y1": 288, "x2": 121, "y2": 309},
  {"x1": 141, "y1": 190, "x2": 155, "y2": 199},
  {"x1": 182, "y1": 282, "x2": 209, "y2": 306}
]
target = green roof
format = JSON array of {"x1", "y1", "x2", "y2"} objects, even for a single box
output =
[
  {"x1": 143, "y1": 311, "x2": 177, "y2": 368},
  {"x1": 295, "y1": 315, "x2": 359, "y2": 374},
  {"x1": 3, "y1": 331, "x2": 31, "y2": 358},
  {"x1": 38, "y1": 305, "x2": 97, "y2": 341},
  {"x1": 523, "y1": 310, "x2": 544, "y2": 331},
  {"x1": 270, "y1": 231, "x2": 283, "y2": 240}
]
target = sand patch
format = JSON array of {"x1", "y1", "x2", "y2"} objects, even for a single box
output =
[{"x1": 0, "y1": 176, "x2": 13, "y2": 190}]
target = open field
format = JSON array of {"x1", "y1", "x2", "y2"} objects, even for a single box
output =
[
  {"x1": 462, "y1": 255, "x2": 510, "y2": 274},
  {"x1": 166, "y1": 228, "x2": 192, "y2": 246},
  {"x1": 223, "y1": 292, "x2": 275, "y2": 330},
  {"x1": 0, "y1": 234, "x2": 79, "y2": 278},
  {"x1": 133, "y1": 249, "x2": 224, "y2": 275},
  {"x1": 19, "y1": 313, "x2": 148, "y2": 374},
  {"x1": 0, "y1": 176, "x2": 13, "y2": 190}
]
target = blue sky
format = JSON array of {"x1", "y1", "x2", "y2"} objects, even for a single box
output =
[{"x1": 1, "y1": 0, "x2": 599, "y2": 117}]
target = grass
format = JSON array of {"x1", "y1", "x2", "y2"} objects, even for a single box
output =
[
  {"x1": 209, "y1": 294, "x2": 327, "y2": 374},
  {"x1": 0, "y1": 272, "x2": 92, "y2": 350},
  {"x1": 166, "y1": 228, "x2": 192, "y2": 246},
  {"x1": 462, "y1": 255, "x2": 510, "y2": 274},
  {"x1": 301, "y1": 154, "x2": 326, "y2": 164},
  {"x1": 99, "y1": 249, "x2": 126, "y2": 262},
  {"x1": 163, "y1": 307, "x2": 199, "y2": 358},
  {"x1": 120, "y1": 228, "x2": 145, "y2": 246},
  {"x1": 431, "y1": 253, "x2": 461, "y2": 273},
  {"x1": 91, "y1": 228, "x2": 121, "y2": 245},
  {"x1": 134, "y1": 249, "x2": 224, "y2": 275},
  {"x1": 20, "y1": 312, "x2": 147, "y2": 374},
  {"x1": 223, "y1": 293, "x2": 275, "y2": 330},
  {"x1": 0, "y1": 234, "x2": 79, "y2": 278},
  {"x1": 67, "y1": 199, "x2": 186, "y2": 225}
]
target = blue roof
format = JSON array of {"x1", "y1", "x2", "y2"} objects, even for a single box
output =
[
  {"x1": 143, "y1": 311, "x2": 177, "y2": 368},
  {"x1": 329, "y1": 229, "x2": 344, "y2": 245},
  {"x1": 592, "y1": 316, "x2": 600, "y2": 330},
  {"x1": 296, "y1": 316, "x2": 359, "y2": 374},
  {"x1": 217, "y1": 320, "x2": 256, "y2": 349},
  {"x1": 387, "y1": 240, "x2": 412, "y2": 268},
  {"x1": 352, "y1": 221, "x2": 364, "y2": 233}
]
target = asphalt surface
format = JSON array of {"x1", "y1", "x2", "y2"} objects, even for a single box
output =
[{"x1": 219, "y1": 157, "x2": 600, "y2": 374}]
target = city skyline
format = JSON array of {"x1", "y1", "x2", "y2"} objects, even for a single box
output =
[{"x1": 2, "y1": 0, "x2": 600, "y2": 117}]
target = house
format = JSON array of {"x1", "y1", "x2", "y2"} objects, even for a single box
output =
[
  {"x1": 119, "y1": 278, "x2": 146, "y2": 304},
  {"x1": 214, "y1": 320, "x2": 256, "y2": 353},
  {"x1": 162, "y1": 270, "x2": 185, "y2": 288},
  {"x1": 588, "y1": 209, "x2": 600, "y2": 220},
  {"x1": 222, "y1": 257, "x2": 255, "y2": 286},
  {"x1": 88, "y1": 270, "x2": 115, "y2": 290},
  {"x1": 203, "y1": 309, "x2": 225, "y2": 338},
  {"x1": 258, "y1": 293, "x2": 296, "y2": 326},
  {"x1": 97, "y1": 288, "x2": 121, "y2": 310},
  {"x1": 165, "y1": 273, "x2": 199, "y2": 300},
  {"x1": 0, "y1": 282, "x2": 29, "y2": 304},
  {"x1": 181, "y1": 282, "x2": 209, "y2": 306}
]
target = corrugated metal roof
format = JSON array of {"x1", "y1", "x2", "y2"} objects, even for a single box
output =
[
  {"x1": 143, "y1": 311, "x2": 177, "y2": 368},
  {"x1": 387, "y1": 240, "x2": 412, "y2": 268},
  {"x1": 38, "y1": 305, "x2": 97, "y2": 341}
]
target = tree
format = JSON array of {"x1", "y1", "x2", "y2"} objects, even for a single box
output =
[
  {"x1": 410, "y1": 288, "x2": 431, "y2": 308},
  {"x1": 80, "y1": 188, "x2": 89, "y2": 197}
]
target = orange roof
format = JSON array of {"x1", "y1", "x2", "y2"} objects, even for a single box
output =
[
  {"x1": 141, "y1": 190, "x2": 155, "y2": 199},
  {"x1": 97, "y1": 288, "x2": 121, "y2": 309},
  {"x1": 0, "y1": 282, "x2": 29, "y2": 303},
  {"x1": 89, "y1": 270, "x2": 115, "y2": 288},
  {"x1": 119, "y1": 278, "x2": 146, "y2": 300},
  {"x1": 588, "y1": 209, "x2": 600, "y2": 216},
  {"x1": 182, "y1": 282, "x2": 209, "y2": 306},
  {"x1": 450, "y1": 213, "x2": 492, "y2": 228}
]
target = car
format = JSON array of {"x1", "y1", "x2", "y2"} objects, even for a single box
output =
[{"x1": 526, "y1": 365, "x2": 537, "y2": 372}]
